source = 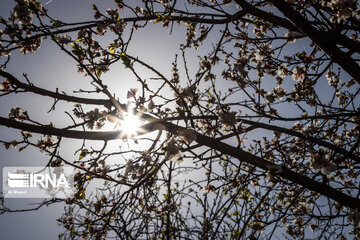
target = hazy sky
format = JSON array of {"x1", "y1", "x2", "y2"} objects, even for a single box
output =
[{"x1": 1, "y1": 0, "x2": 356, "y2": 239}]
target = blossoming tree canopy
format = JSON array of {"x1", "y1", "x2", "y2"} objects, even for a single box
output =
[{"x1": 0, "y1": 0, "x2": 360, "y2": 239}]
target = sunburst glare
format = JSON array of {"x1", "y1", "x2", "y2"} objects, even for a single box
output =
[{"x1": 118, "y1": 113, "x2": 143, "y2": 138}]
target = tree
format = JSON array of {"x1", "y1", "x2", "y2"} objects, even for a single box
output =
[{"x1": 0, "y1": 0, "x2": 359, "y2": 239}]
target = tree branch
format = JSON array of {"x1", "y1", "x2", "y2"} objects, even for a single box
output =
[
  {"x1": 235, "y1": 0, "x2": 360, "y2": 53},
  {"x1": 268, "y1": 0, "x2": 360, "y2": 84},
  {"x1": 0, "y1": 70, "x2": 112, "y2": 107},
  {"x1": 1, "y1": 116, "x2": 358, "y2": 209}
]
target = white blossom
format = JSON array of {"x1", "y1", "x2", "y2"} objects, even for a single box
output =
[
  {"x1": 52, "y1": 20, "x2": 62, "y2": 29},
  {"x1": 291, "y1": 65, "x2": 306, "y2": 82},
  {"x1": 265, "y1": 92, "x2": 275, "y2": 103},
  {"x1": 309, "y1": 224, "x2": 317, "y2": 232},
  {"x1": 320, "y1": 162, "x2": 337, "y2": 175},
  {"x1": 250, "y1": 222, "x2": 265, "y2": 233},
  {"x1": 170, "y1": 151, "x2": 184, "y2": 163},
  {"x1": 217, "y1": 110, "x2": 236, "y2": 130},
  {"x1": 54, "y1": 34, "x2": 72, "y2": 45},
  {"x1": 179, "y1": 129, "x2": 197, "y2": 144},
  {"x1": 147, "y1": 99, "x2": 155, "y2": 112},
  {"x1": 277, "y1": 65, "x2": 288, "y2": 78},
  {"x1": 348, "y1": 209, "x2": 360, "y2": 227},
  {"x1": 202, "y1": 184, "x2": 215, "y2": 193},
  {"x1": 106, "y1": 8, "x2": 118, "y2": 16}
]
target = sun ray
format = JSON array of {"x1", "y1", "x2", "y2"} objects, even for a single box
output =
[{"x1": 118, "y1": 112, "x2": 143, "y2": 138}]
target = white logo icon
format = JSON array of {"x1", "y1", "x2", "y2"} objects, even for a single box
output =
[
  {"x1": 7, "y1": 173, "x2": 31, "y2": 187},
  {"x1": 7, "y1": 172, "x2": 69, "y2": 188},
  {"x1": 3, "y1": 167, "x2": 75, "y2": 198}
]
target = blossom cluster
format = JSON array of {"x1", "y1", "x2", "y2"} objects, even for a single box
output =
[
  {"x1": 163, "y1": 138, "x2": 184, "y2": 163},
  {"x1": 0, "y1": 79, "x2": 11, "y2": 92},
  {"x1": 73, "y1": 105, "x2": 108, "y2": 130},
  {"x1": 8, "y1": 106, "x2": 28, "y2": 121},
  {"x1": 309, "y1": 150, "x2": 337, "y2": 175},
  {"x1": 216, "y1": 109, "x2": 237, "y2": 130}
]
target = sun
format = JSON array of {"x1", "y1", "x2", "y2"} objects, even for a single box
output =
[
  {"x1": 102, "y1": 111, "x2": 144, "y2": 139},
  {"x1": 118, "y1": 113, "x2": 143, "y2": 138}
]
